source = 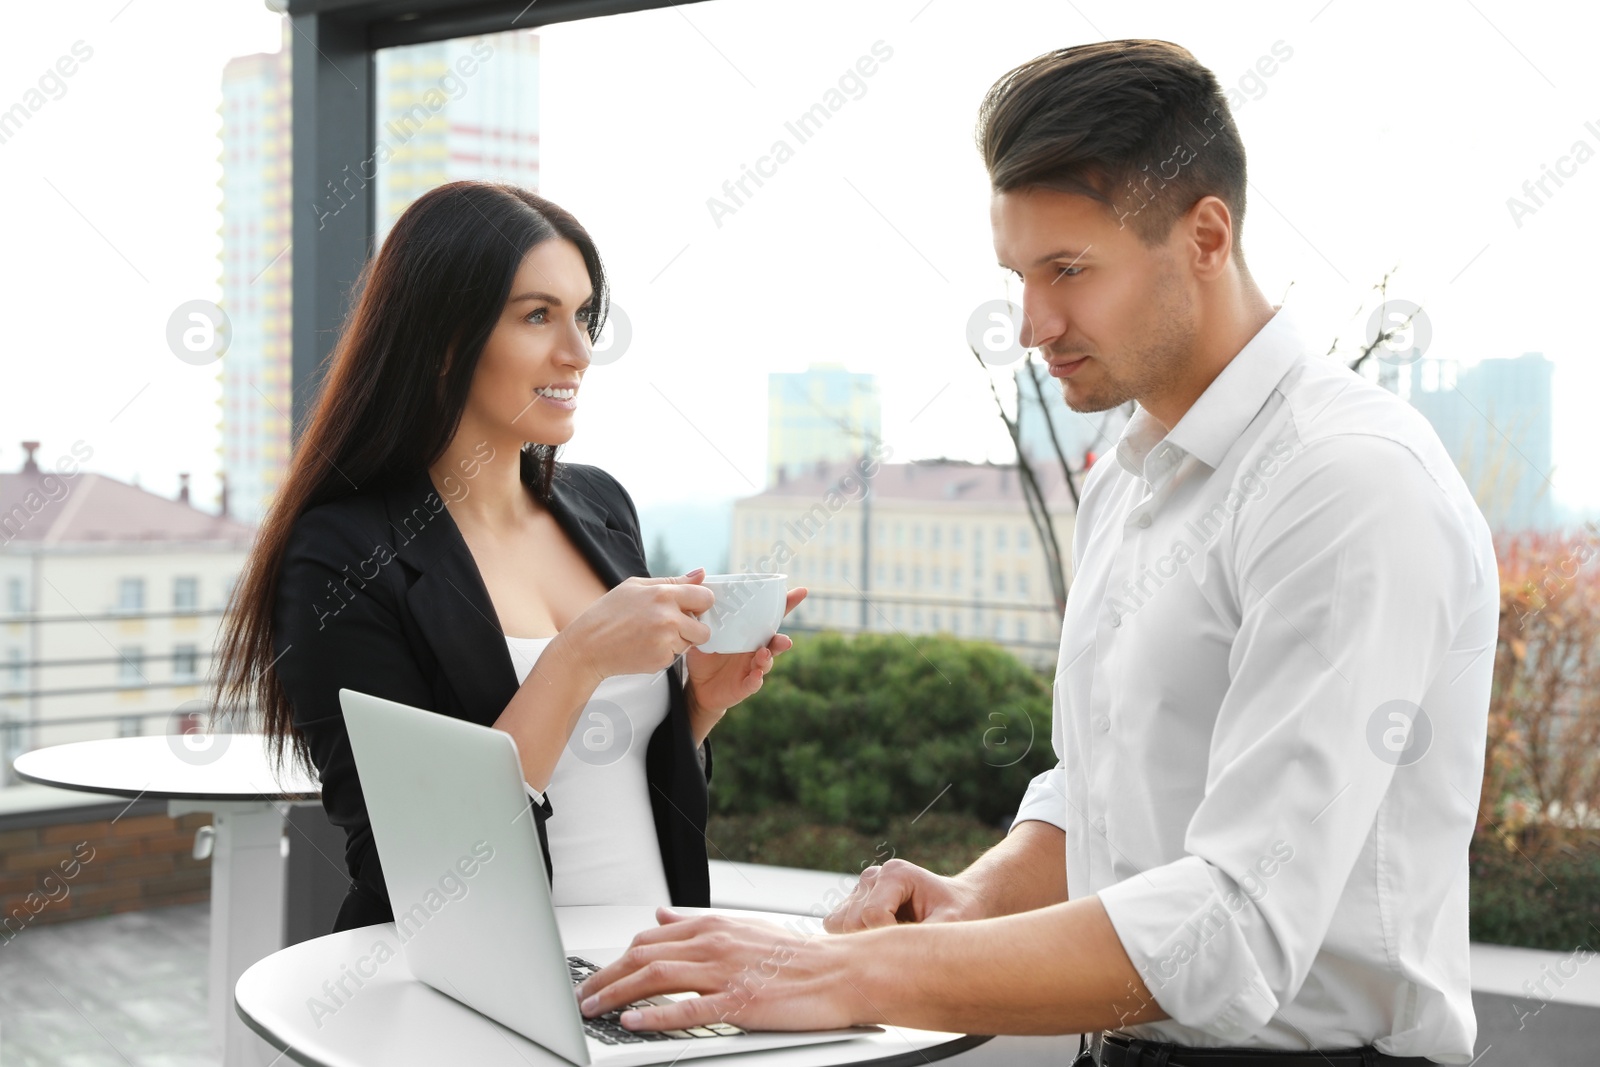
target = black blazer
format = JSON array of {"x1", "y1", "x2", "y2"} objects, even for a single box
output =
[{"x1": 271, "y1": 451, "x2": 712, "y2": 932}]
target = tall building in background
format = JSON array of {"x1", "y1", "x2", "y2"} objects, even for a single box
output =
[
  {"x1": 375, "y1": 32, "x2": 541, "y2": 241},
  {"x1": 1409, "y1": 351, "x2": 1555, "y2": 532},
  {"x1": 217, "y1": 26, "x2": 541, "y2": 524},
  {"x1": 767, "y1": 364, "x2": 881, "y2": 486},
  {"x1": 218, "y1": 22, "x2": 292, "y2": 526}
]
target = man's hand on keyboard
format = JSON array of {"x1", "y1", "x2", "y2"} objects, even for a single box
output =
[{"x1": 575, "y1": 907, "x2": 878, "y2": 1034}]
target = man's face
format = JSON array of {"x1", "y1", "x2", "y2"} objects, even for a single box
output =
[{"x1": 991, "y1": 186, "x2": 1199, "y2": 416}]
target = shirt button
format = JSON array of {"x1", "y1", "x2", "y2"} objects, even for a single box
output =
[
  {"x1": 1096, "y1": 717, "x2": 1109, "y2": 732},
  {"x1": 1109, "y1": 614, "x2": 1121, "y2": 628},
  {"x1": 1093, "y1": 817, "x2": 1107, "y2": 834},
  {"x1": 1136, "y1": 514, "x2": 1152, "y2": 528}
]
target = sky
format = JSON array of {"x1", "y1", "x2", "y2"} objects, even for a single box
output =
[{"x1": 1, "y1": 0, "x2": 1597, "y2": 518}]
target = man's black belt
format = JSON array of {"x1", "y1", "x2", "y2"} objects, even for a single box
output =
[{"x1": 1080, "y1": 1031, "x2": 1442, "y2": 1067}]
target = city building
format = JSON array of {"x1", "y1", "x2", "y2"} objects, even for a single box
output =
[
  {"x1": 0, "y1": 444, "x2": 254, "y2": 781},
  {"x1": 374, "y1": 31, "x2": 542, "y2": 241},
  {"x1": 766, "y1": 364, "x2": 881, "y2": 486},
  {"x1": 1408, "y1": 352, "x2": 1555, "y2": 532},
  {"x1": 218, "y1": 21, "x2": 293, "y2": 527},
  {"x1": 729, "y1": 458, "x2": 1076, "y2": 668},
  {"x1": 217, "y1": 25, "x2": 541, "y2": 524}
]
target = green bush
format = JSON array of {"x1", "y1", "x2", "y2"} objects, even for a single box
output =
[
  {"x1": 708, "y1": 806, "x2": 1005, "y2": 876},
  {"x1": 709, "y1": 631, "x2": 1055, "y2": 833},
  {"x1": 1469, "y1": 830, "x2": 1600, "y2": 950}
]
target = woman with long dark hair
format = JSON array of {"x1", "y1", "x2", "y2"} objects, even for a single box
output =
[{"x1": 212, "y1": 181, "x2": 801, "y2": 931}]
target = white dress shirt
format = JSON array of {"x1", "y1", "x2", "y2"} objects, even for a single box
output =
[
  {"x1": 1014, "y1": 304, "x2": 1497, "y2": 1061},
  {"x1": 505, "y1": 635, "x2": 675, "y2": 907}
]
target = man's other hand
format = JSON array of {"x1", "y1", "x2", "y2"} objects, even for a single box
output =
[{"x1": 823, "y1": 858, "x2": 985, "y2": 932}]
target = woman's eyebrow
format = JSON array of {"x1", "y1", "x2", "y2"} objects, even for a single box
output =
[{"x1": 508, "y1": 290, "x2": 595, "y2": 306}]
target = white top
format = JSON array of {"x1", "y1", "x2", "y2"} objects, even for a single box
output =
[
  {"x1": 504, "y1": 635, "x2": 675, "y2": 907},
  {"x1": 1014, "y1": 305, "x2": 1497, "y2": 1061}
]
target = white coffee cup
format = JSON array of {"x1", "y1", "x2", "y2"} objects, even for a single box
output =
[{"x1": 694, "y1": 573, "x2": 789, "y2": 654}]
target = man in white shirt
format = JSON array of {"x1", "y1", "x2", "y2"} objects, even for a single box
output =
[{"x1": 576, "y1": 38, "x2": 1495, "y2": 1066}]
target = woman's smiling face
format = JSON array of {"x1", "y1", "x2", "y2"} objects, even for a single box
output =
[{"x1": 463, "y1": 236, "x2": 597, "y2": 449}]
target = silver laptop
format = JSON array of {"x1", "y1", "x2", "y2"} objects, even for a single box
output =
[{"x1": 339, "y1": 688, "x2": 877, "y2": 1066}]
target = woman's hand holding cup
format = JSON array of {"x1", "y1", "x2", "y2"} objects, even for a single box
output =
[
  {"x1": 558, "y1": 569, "x2": 715, "y2": 685},
  {"x1": 683, "y1": 574, "x2": 806, "y2": 742}
]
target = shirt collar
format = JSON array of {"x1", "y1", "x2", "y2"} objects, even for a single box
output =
[{"x1": 1115, "y1": 304, "x2": 1307, "y2": 477}]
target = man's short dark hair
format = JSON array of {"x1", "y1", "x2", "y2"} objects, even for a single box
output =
[{"x1": 976, "y1": 40, "x2": 1249, "y2": 266}]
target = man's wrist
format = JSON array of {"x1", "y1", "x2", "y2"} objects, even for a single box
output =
[
  {"x1": 944, "y1": 873, "x2": 992, "y2": 922},
  {"x1": 823, "y1": 926, "x2": 898, "y2": 1025}
]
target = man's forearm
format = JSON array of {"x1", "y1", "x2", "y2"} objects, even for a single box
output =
[
  {"x1": 842, "y1": 895, "x2": 1166, "y2": 1035},
  {"x1": 957, "y1": 819, "x2": 1068, "y2": 918}
]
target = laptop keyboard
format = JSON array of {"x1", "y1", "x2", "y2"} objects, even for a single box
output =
[{"x1": 567, "y1": 956, "x2": 747, "y2": 1045}]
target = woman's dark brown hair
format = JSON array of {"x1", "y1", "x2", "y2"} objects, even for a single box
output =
[
  {"x1": 976, "y1": 39, "x2": 1250, "y2": 265},
  {"x1": 211, "y1": 181, "x2": 610, "y2": 770}
]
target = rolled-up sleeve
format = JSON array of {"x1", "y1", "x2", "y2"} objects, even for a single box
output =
[
  {"x1": 1096, "y1": 434, "x2": 1480, "y2": 1040},
  {"x1": 1013, "y1": 763, "x2": 1068, "y2": 832}
]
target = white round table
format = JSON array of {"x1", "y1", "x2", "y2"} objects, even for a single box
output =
[
  {"x1": 14, "y1": 733, "x2": 319, "y2": 1067},
  {"x1": 235, "y1": 905, "x2": 993, "y2": 1066}
]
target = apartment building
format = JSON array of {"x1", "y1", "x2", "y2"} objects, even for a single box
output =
[
  {"x1": 730, "y1": 458, "x2": 1077, "y2": 668},
  {"x1": 0, "y1": 445, "x2": 254, "y2": 779}
]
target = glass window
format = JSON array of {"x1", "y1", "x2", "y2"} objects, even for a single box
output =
[
  {"x1": 913, "y1": 524, "x2": 922, "y2": 547},
  {"x1": 953, "y1": 526, "x2": 963, "y2": 549},
  {"x1": 118, "y1": 578, "x2": 145, "y2": 613},
  {"x1": 876, "y1": 564, "x2": 886, "y2": 584},
  {"x1": 951, "y1": 570, "x2": 961, "y2": 592},
  {"x1": 174, "y1": 576, "x2": 200, "y2": 612},
  {"x1": 1016, "y1": 618, "x2": 1029, "y2": 641},
  {"x1": 996, "y1": 526, "x2": 1007, "y2": 551},
  {"x1": 118, "y1": 647, "x2": 144, "y2": 683},
  {"x1": 912, "y1": 566, "x2": 922, "y2": 587},
  {"x1": 1018, "y1": 526, "x2": 1030, "y2": 551},
  {"x1": 895, "y1": 565, "x2": 905, "y2": 587},
  {"x1": 5, "y1": 648, "x2": 22, "y2": 687},
  {"x1": 1017, "y1": 573, "x2": 1029, "y2": 597},
  {"x1": 931, "y1": 610, "x2": 941, "y2": 631},
  {"x1": 173, "y1": 645, "x2": 200, "y2": 679},
  {"x1": 931, "y1": 569, "x2": 942, "y2": 589},
  {"x1": 4, "y1": 577, "x2": 22, "y2": 614},
  {"x1": 995, "y1": 572, "x2": 1006, "y2": 594},
  {"x1": 931, "y1": 525, "x2": 942, "y2": 549}
]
